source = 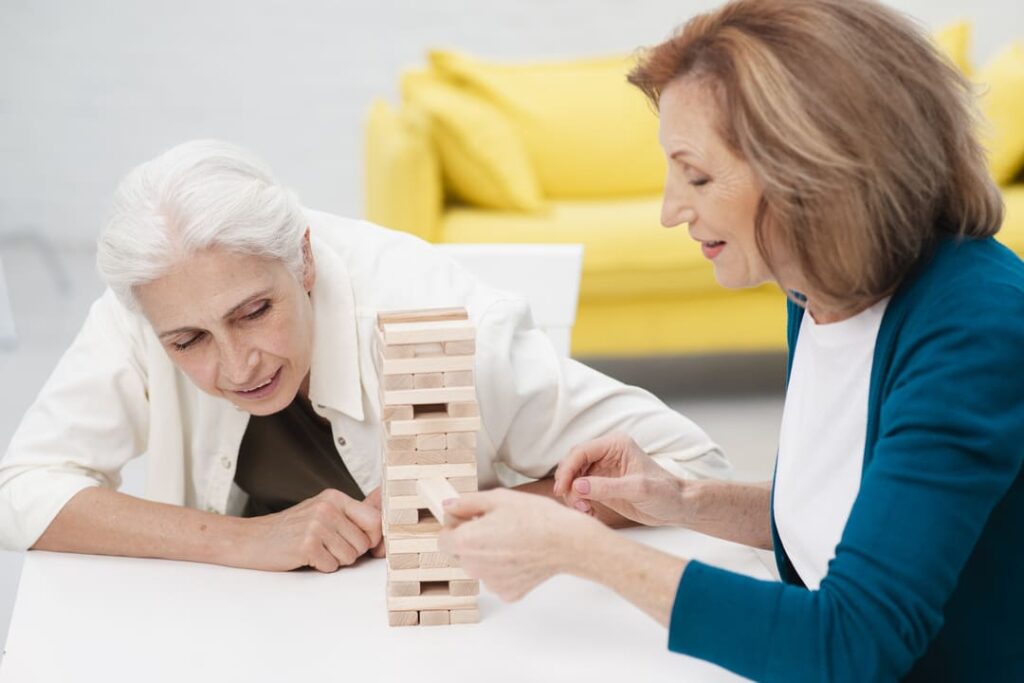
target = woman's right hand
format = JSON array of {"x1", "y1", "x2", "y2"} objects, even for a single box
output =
[
  {"x1": 553, "y1": 432, "x2": 692, "y2": 528},
  {"x1": 241, "y1": 488, "x2": 383, "y2": 572}
]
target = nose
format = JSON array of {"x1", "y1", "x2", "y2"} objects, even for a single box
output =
[
  {"x1": 660, "y1": 177, "x2": 696, "y2": 228},
  {"x1": 219, "y1": 338, "x2": 259, "y2": 387}
]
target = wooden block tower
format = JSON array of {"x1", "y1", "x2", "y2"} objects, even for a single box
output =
[{"x1": 374, "y1": 307, "x2": 481, "y2": 627}]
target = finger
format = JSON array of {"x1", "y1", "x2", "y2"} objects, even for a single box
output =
[
  {"x1": 321, "y1": 529, "x2": 360, "y2": 567},
  {"x1": 343, "y1": 499, "x2": 384, "y2": 548},
  {"x1": 370, "y1": 539, "x2": 386, "y2": 558},
  {"x1": 553, "y1": 434, "x2": 621, "y2": 495},
  {"x1": 332, "y1": 513, "x2": 373, "y2": 558},
  {"x1": 364, "y1": 486, "x2": 382, "y2": 510},
  {"x1": 573, "y1": 475, "x2": 644, "y2": 503},
  {"x1": 308, "y1": 542, "x2": 342, "y2": 573},
  {"x1": 441, "y1": 491, "x2": 499, "y2": 523}
]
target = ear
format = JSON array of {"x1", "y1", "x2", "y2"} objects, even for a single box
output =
[{"x1": 301, "y1": 228, "x2": 316, "y2": 293}]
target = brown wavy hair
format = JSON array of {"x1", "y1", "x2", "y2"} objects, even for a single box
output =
[{"x1": 629, "y1": 0, "x2": 1003, "y2": 310}]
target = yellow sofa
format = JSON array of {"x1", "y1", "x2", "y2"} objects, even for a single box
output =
[{"x1": 365, "y1": 29, "x2": 1024, "y2": 357}]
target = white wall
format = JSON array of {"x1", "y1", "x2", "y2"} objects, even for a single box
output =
[{"x1": 0, "y1": 0, "x2": 1020, "y2": 248}]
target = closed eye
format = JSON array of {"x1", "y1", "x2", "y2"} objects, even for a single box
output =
[
  {"x1": 690, "y1": 178, "x2": 710, "y2": 187},
  {"x1": 172, "y1": 332, "x2": 205, "y2": 352},
  {"x1": 243, "y1": 302, "x2": 271, "y2": 321}
]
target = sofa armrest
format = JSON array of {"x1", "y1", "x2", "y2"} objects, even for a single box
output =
[{"x1": 364, "y1": 99, "x2": 443, "y2": 243}]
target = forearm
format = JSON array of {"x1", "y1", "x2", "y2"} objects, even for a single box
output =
[
  {"x1": 512, "y1": 476, "x2": 634, "y2": 528},
  {"x1": 680, "y1": 480, "x2": 773, "y2": 550},
  {"x1": 31, "y1": 487, "x2": 254, "y2": 567},
  {"x1": 567, "y1": 524, "x2": 687, "y2": 627}
]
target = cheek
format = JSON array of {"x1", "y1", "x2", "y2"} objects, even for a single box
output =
[{"x1": 172, "y1": 351, "x2": 221, "y2": 393}]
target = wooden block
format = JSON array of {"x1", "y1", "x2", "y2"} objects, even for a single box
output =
[
  {"x1": 415, "y1": 433, "x2": 446, "y2": 451},
  {"x1": 383, "y1": 374, "x2": 414, "y2": 390},
  {"x1": 444, "y1": 340, "x2": 476, "y2": 355},
  {"x1": 387, "y1": 520, "x2": 442, "y2": 539},
  {"x1": 411, "y1": 449, "x2": 451, "y2": 465},
  {"x1": 382, "y1": 405, "x2": 414, "y2": 421},
  {"x1": 387, "y1": 594, "x2": 477, "y2": 611},
  {"x1": 446, "y1": 402, "x2": 480, "y2": 418},
  {"x1": 386, "y1": 480, "x2": 418, "y2": 496},
  {"x1": 409, "y1": 342, "x2": 445, "y2": 357},
  {"x1": 387, "y1": 536, "x2": 439, "y2": 554},
  {"x1": 377, "y1": 308, "x2": 468, "y2": 328},
  {"x1": 448, "y1": 476, "x2": 479, "y2": 492},
  {"x1": 445, "y1": 431, "x2": 477, "y2": 450},
  {"x1": 438, "y1": 449, "x2": 476, "y2": 464},
  {"x1": 382, "y1": 320, "x2": 476, "y2": 345},
  {"x1": 419, "y1": 551, "x2": 454, "y2": 568},
  {"x1": 417, "y1": 476, "x2": 460, "y2": 524},
  {"x1": 387, "y1": 415, "x2": 481, "y2": 436},
  {"x1": 419, "y1": 610, "x2": 451, "y2": 626},
  {"x1": 386, "y1": 463, "x2": 477, "y2": 481},
  {"x1": 388, "y1": 553, "x2": 420, "y2": 570},
  {"x1": 414, "y1": 373, "x2": 444, "y2": 389},
  {"x1": 389, "y1": 495, "x2": 425, "y2": 510},
  {"x1": 380, "y1": 343, "x2": 415, "y2": 360},
  {"x1": 449, "y1": 580, "x2": 480, "y2": 596},
  {"x1": 388, "y1": 610, "x2": 419, "y2": 627},
  {"x1": 389, "y1": 567, "x2": 473, "y2": 581},
  {"x1": 381, "y1": 354, "x2": 475, "y2": 375},
  {"x1": 386, "y1": 436, "x2": 416, "y2": 451},
  {"x1": 387, "y1": 508, "x2": 419, "y2": 525},
  {"x1": 443, "y1": 370, "x2": 474, "y2": 387},
  {"x1": 385, "y1": 450, "x2": 418, "y2": 466},
  {"x1": 387, "y1": 581, "x2": 421, "y2": 597},
  {"x1": 450, "y1": 608, "x2": 480, "y2": 624},
  {"x1": 382, "y1": 386, "x2": 476, "y2": 407}
]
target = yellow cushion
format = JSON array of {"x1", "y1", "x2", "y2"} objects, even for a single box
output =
[
  {"x1": 933, "y1": 20, "x2": 973, "y2": 76},
  {"x1": 401, "y1": 70, "x2": 543, "y2": 211},
  {"x1": 978, "y1": 43, "x2": 1024, "y2": 185},
  {"x1": 429, "y1": 50, "x2": 665, "y2": 200},
  {"x1": 440, "y1": 195, "x2": 724, "y2": 299},
  {"x1": 364, "y1": 100, "x2": 442, "y2": 242}
]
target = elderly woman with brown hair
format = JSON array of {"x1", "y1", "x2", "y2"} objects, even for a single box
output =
[{"x1": 438, "y1": 0, "x2": 1024, "y2": 680}]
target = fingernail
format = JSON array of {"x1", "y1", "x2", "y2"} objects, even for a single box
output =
[
  {"x1": 574, "y1": 479, "x2": 590, "y2": 494},
  {"x1": 574, "y1": 500, "x2": 590, "y2": 512}
]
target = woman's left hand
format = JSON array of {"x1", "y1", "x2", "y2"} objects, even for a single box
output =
[{"x1": 438, "y1": 489, "x2": 605, "y2": 602}]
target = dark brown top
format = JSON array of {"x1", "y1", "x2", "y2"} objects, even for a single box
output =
[{"x1": 234, "y1": 396, "x2": 365, "y2": 517}]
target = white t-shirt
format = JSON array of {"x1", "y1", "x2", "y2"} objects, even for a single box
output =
[{"x1": 774, "y1": 297, "x2": 890, "y2": 589}]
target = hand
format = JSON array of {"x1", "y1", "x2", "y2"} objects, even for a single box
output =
[
  {"x1": 438, "y1": 489, "x2": 604, "y2": 602},
  {"x1": 553, "y1": 432, "x2": 689, "y2": 527},
  {"x1": 242, "y1": 488, "x2": 383, "y2": 572}
]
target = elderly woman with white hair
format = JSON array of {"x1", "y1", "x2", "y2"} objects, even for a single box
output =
[{"x1": 0, "y1": 140, "x2": 728, "y2": 571}]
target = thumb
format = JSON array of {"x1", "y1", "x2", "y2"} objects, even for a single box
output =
[
  {"x1": 364, "y1": 486, "x2": 382, "y2": 510},
  {"x1": 573, "y1": 475, "x2": 642, "y2": 503},
  {"x1": 441, "y1": 491, "x2": 497, "y2": 526}
]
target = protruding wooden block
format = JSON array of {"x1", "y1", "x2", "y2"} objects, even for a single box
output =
[
  {"x1": 416, "y1": 476, "x2": 460, "y2": 524},
  {"x1": 419, "y1": 551, "x2": 454, "y2": 568},
  {"x1": 450, "y1": 608, "x2": 480, "y2": 624},
  {"x1": 387, "y1": 553, "x2": 420, "y2": 570},
  {"x1": 444, "y1": 340, "x2": 476, "y2": 355},
  {"x1": 388, "y1": 610, "x2": 419, "y2": 627},
  {"x1": 443, "y1": 370, "x2": 474, "y2": 387},
  {"x1": 449, "y1": 580, "x2": 480, "y2": 596},
  {"x1": 447, "y1": 402, "x2": 480, "y2": 418},
  {"x1": 414, "y1": 373, "x2": 444, "y2": 389},
  {"x1": 446, "y1": 432, "x2": 477, "y2": 450},
  {"x1": 387, "y1": 581, "x2": 421, "y2": 597},
  {"x1": 382, "y1": 405, "x2": 415, "y2": 421},
  {"x1": 419, "y1": 610, "x2": 451, "y2": 626},
  {"x1": 415, "y1": 433, "x2": 446, "y2": 451}
]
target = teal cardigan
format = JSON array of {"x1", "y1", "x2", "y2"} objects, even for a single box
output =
[{"x1": 667, "y1": 236, "x2": 1024, "y2": 681}]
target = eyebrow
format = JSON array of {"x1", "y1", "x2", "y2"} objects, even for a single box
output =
[{"x1": 157, "y1": 289, "x2": 272, "y2": 340}]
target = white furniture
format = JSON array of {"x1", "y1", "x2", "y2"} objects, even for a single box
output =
[
  {"x1": 0, "y1": 527, "x2": 774, "y2": 682},
  {"x1": 0, "y1": 256, "x2": 14, "y2": 350},
  {"x1": 437, "y1": 243, "x2": 584, "y2": 357}
]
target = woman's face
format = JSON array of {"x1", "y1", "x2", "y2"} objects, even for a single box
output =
[
  {"x1": 135, "y1": 242, "x2": 316, "y2": 416},
  {"x1": 658, "y1": 77, "x2": 774, "y2": 289}
]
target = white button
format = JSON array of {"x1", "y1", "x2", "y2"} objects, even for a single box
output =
[
  {"x1": 220, "y1": 456, "x2": 231, "y2": 469},
  {"x1": 336, "y1": 436, "x2": 347, "y2": 447}
]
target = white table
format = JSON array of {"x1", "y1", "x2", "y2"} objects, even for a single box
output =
[{"x1": 0, "y1": 527, "x2": 775, "y2": 682}]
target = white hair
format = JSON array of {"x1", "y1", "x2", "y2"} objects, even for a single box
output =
[{"x1": 96, "y1": 139, "x2": 308, "y2": 311}]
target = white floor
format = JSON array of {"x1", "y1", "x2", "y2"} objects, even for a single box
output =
[{"x1": 0, "y1": 243, "x2": 784, "y2": 660}]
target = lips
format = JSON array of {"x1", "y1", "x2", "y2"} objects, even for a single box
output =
[{"x1": 230, "y1": 367, "x2": 282, "y2": 399}]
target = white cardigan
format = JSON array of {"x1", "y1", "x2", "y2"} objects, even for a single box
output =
[{"x1": 0, "y1": 211, "x2": 729, "y2": 549}]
